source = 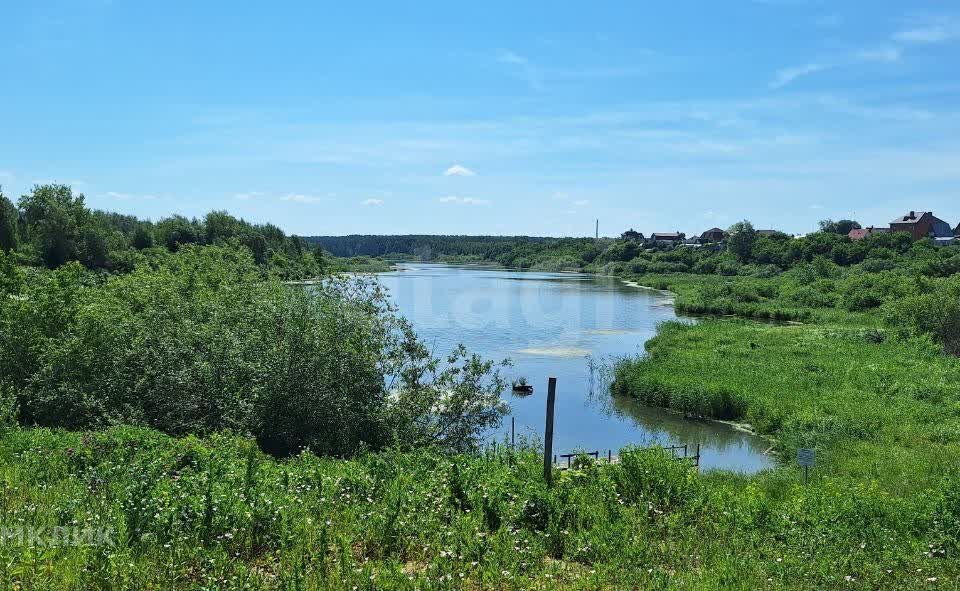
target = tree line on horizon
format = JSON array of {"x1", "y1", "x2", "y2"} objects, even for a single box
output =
[{"x1": 0, "y1": 184, "x2": 327, "y2": 279}]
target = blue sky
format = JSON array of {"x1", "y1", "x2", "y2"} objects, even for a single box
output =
[{"x1": 2, "y1": 1, "x2": 959, "y2": 236}]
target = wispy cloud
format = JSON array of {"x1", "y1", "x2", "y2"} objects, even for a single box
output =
[
  {"x1": 443, "y1": 164, "x2": 476, "y2": 177},
  {"x1": 497, "y1": 49, "x2": 544, "y2": 90},
  {"x1": 233, "y1": 191, "x2": 263, "y2": 200},
  {"x1": 281, "y1": 194, "x2": 328, "y2": 204},
  {"x1": 105, "y1": 191, "x2": 156, "y2": 201},
  {"x1": 496, "y1": 49, "x2": 645, "y2": 89},
  {"x1": 439, "y1": 196, "x2": 489, "y2": 205},
  {"x1": 814, "y1": 14, "x2": 842, "y2": 27},
  {"x1": 551, "y1": 192, "x2": 590, "y2": 208},
  {"x1": 771, "y1": 45, "x2": 903, "y2": 89},
  {"x1": 893, "y1": 18, "x2": 959, "y2": 44},
  {"x1": 361, "y1": 198, "x2": 384, "y2": 206},
  {"x1": 770, "y1": 63, "x2": 826, "y2": 89},
  {"x1": 855, "y1": 47, "x2": 902, "y2": 63}
]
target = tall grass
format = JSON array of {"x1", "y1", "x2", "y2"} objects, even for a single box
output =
[
  {"x1": 611, "y1": 319, "x2": 960, "y2": 490},
  {"x1": 3, "y1": 426, "x2": 960, "y2": 589}
]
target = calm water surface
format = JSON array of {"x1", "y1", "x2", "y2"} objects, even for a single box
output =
[{"x1": 378, "y1": 263, "x2": 774, "y2": 472}]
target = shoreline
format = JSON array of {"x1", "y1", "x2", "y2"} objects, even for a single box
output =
[{"x1": 613, "y1": 274, "x2": 780, "y2": 458}]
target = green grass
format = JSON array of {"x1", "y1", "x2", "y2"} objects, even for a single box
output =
[
  {"x1": 3, "y1": 426, "x2": 960, "y2": 589},
  {"x1": 5, "y1": 267, "x2": 960, "y2": 588},
  {"x1": 626, "y1": 273, "x2": 881, "y2": 326},
  {"x1": 329, "y1": 255, "x2": 394, "y2": 274},
  {"x1": 612, "y1": 320, "x2": 960, "y2": 490}
]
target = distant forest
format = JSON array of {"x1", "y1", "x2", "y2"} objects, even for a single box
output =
[{"x1": 302, "y1": 235, "x2": 557, "y2": 258}]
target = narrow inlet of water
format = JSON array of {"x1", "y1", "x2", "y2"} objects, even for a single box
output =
[{"x1": 377, "y1": 263, "x2": 775, "y2": 472}]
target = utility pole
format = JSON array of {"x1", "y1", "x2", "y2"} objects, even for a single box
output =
[{"x1": 595, "y1": 219, "x2": 599, "y2": 239}]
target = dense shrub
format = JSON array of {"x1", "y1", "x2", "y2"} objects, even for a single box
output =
[
  {"x1": 0, "y1": 246, "x2": 507, "y2": 456},
  {"x1": 884, "y1": 275, "x2": 960, "y2": 356}
]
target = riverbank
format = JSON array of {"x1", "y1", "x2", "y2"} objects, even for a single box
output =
[
  {"x1": 4, "y1": 252, "x2": 960, "y2": 587},
  {"x1": 3, "y1": 425, "x2": 959, "y2": 589}
]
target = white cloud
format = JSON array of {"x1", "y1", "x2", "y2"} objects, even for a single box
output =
[
  {"x1": 770, "y1": 63, "x2": 826, "y2": 89},
  {"x1": 497, "y1": 50, "x2": 528, "y2": 67},
  {"x1": 104, "y1": 191, "x2": 156, "y2": 201},
  {"x1": 439, "y1": 196, "x2": 489, "y2": 205},
  {"x1": 497, "y1": 49, "x2": 544, "y2": 90},
  {"x1": 281, "y1": 193, "x2": 327, "y2": 204},
  {"x1": 443, "y1": 164, "x2": 476, "y2": 177},
  {"x1": 551, "y1": 193, "x2": 589, "y2": 207},
  {"x1": 855, "y1": 47, "x2": 902, "y2": 63},
  {"x1": 233, "y1": 192, "x2": 262, "y2": 200},
  {"x1": 893, "y1": 18, "x2": 959, "y2": 44},
  {"x1": 771, "y1": 46, "x2": 902, "y2": 90},
  {"x1": 809, "y1": 204, "x2": 825, "y2": 210},
  {"x1": 361, "y1": 198, "x2": 384, "y2": 206}
]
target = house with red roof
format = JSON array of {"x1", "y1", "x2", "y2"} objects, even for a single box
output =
[{"x1": 848, "y1": 226, "x2": 890, "y2": 241}]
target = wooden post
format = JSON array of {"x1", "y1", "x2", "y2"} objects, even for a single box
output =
[
  {"x1": 511, "y1": 417, "x2": 515, "y2": 449},
  {"x1": 543, "y1": 377, "x2": 557, "y2": 485}
]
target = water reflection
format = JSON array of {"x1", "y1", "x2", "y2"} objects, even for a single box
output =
[
  {"x1": 379, "y1": 263, "x2": 776, "y2": 473},
  {"x1": 587, "y1": 357, "x2": 776, "y2": 472}
]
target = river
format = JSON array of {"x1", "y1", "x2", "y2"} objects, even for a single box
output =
[{"x1": 377, "y1": 263, "x2": 774, "y2": 472}]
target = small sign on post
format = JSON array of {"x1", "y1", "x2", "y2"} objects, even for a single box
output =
[{"x1": 797, "y1": 448, "x2": 815, "y2": 484}]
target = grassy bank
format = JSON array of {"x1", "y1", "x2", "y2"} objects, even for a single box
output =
[
  {"x1": 612, "y1": 319, "x2": 960, "y2": 491},
  {"x1": 329, "y1": 255, "x2": 394, "y2": 274},
  {"x1": 3, "y1": 426, "x2": 960, "y2": 590}
]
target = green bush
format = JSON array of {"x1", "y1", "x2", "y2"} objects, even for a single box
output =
[{"x1": 0, "y1": 246, "x2": 507, "y2": 456}]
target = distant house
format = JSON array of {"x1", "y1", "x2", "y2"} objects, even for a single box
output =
[
  {"x1": 650, "y1": 232, "x2": 684, "y2": 244},
  {"x1": 700, "y1": 227, "x2": 726, "y2": 243},
  {"x1": 848, "y1": 226, "x2": 890, "y2": 241},
  {"x1": 620, "y1": 228, "x2": 644, "y2": 241},
  {"x1": 889, "y1": 211, "x2": 953, "y2": 240}
]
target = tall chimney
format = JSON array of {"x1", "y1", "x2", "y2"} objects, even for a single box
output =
[{"x1": 909, "y1": 211, "x2": 916, "y2": 219}]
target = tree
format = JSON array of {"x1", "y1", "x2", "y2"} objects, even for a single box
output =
[
  {"x1": 204, "y1": 210, "x2": 241, "y2": 244},
  {"x1": 132, "y1": 224, "x2": 154, "y2": 249},
  {"x1": 79, "y1": 223, "x2": 110, "y2": 269},
  {"x1": 3, "y1": 245, "x2": 508, "y2": 456},
  {"x1": 0, "y1": 191, "x2": 18, "y2": 253},
  {"x1": 312, "y1": 245, "x2": 327, "y2": 275},
  {"x1": 726, "y1": 220, "x2": 757, "y2": 263},
  {"x1": 17, "y1": 184, "x2": 89, "y2": 268},
  {"x1": 156, "y1": 215, "x2": 202, "y2": 251},
  {"x1": 819, "y1": 219, "x2": 861, "y2": 235}
]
